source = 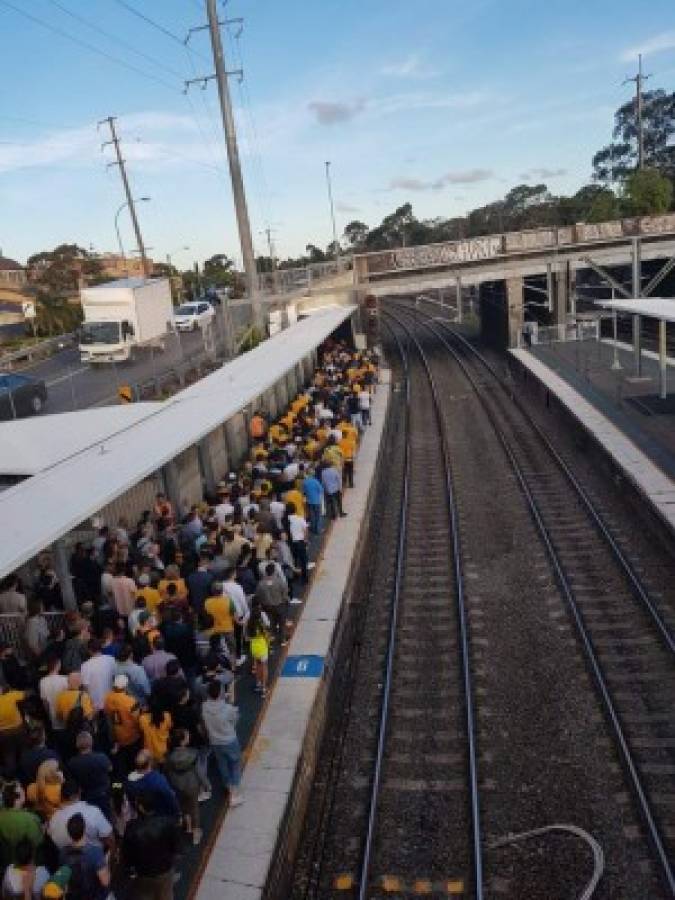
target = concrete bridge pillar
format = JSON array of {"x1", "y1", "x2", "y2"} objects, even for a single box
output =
[
  {"x1": 506, "y1": 277, "x2": 524, "y2": 348},
  {"x1": 554, "y1": 268, "x2": 568, "y2": 326}
]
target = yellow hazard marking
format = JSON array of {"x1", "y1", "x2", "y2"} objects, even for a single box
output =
[
  {"x1": 382, "y1": 875, "x2": 402, "y2": 891},
  {"x1": 118, "y1": 385, "x2": 133, "y2": 403},
  {"x1": 447, "y1": 880, "x2": 464, "y2": 894},
  {"x1": 413, "y1": 880, "x2": 433, "y2": 894},
  {"x1": 334, "y1": 874, "x2": 354, "y2": 890}
]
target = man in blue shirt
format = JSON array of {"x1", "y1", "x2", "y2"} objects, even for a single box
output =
[
  {"x1": 321, "y1": 464, "x2": 346, "y2": 520},
  {"x1": 302, "y1": 469, "x2": 324, "y2": 534}
]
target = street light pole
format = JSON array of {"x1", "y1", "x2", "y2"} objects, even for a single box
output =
[{"x1": 325, "y1": 161, "x2": 339, "y2": 263}]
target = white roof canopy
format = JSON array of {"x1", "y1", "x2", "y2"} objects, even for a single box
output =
[
  {"x1": 599, "y1": 297, "x2": 675, "y2": 323},
  {"x1": 0, "y1": 306, "x2": 354, "y2": 576},
  {"x1": 0, "y1": 404, "x2": 161, "y2": 477}
]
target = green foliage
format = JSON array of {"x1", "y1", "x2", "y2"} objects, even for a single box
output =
[
  {"x1": 27, "y1": 244, "x2": 102, "y2": 295},
  {"x1": 34, "y1": 292, "x2": 83, "y2": 337},
  {"x1": 593, "y1": 89, "x2": 675, "y2": 182},
  {"x1": 622, "y1": 168, "x2": 674, "y2": 215}
]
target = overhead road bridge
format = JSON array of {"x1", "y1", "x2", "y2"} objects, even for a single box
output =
[
  {"x1": 353, "y1": 214, "x2": 675, "y2": 347},
  {"x1": 0, "y1": 305, "x2": 356, "y2": 606}
]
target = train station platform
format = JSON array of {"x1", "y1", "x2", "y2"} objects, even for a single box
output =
[
  {"x1": 510, "y1": 342, "x2": 675, "y2": 536},
  {"x1": 194, "y1": 369, "x2": 392, "y2": 900}
]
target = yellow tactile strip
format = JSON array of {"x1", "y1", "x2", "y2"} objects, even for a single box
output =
[{"x1": 333, "y1": 874, "x2": 464, "y2": 894}]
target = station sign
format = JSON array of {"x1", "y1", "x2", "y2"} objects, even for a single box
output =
[{"x1": 281, "y1": 654, "x2": 324, "y2": 678}]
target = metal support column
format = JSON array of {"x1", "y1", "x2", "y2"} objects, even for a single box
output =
[
  {"x1": 456, "y1": 276, "x2": 463, "y2": 323},
  {"x1": 632, "y1": 314, "x2": 642, "y2": 376},
  {"x1": 632, "y1": 236, "x2": 642, "y2": 298},
  {"x1": 52, "y1": 539, "x2": 77, "y2": 611},
  {"x1": 659, "y1": 319, "x2": 667, "y2": 400}
]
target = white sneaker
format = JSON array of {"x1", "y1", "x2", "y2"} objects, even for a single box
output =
[
  {"x1": 236, "y1": 655, "x2": 248, "y2": 667},
  {"x1": 289, "y1": 598, "x2": 303, "y2": 605},
  {"x1": 193, "y1": 828, "x2": 203, "y2": 845},
  {"x1": 307, "y1": 562, "x2": 316, "y2": 570},
  {"x1": 198, "y1": 790, "x2": 212, "y2": 803},
  {"x1": 229, "y1": 793, "x2": 244, "y2": 807}
]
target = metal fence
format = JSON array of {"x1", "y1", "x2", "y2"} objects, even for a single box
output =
[
  {"x1": 518, "y1": 320, "x2": 600, "y2": 348},
  {"x1": 257, "y1": 257, "x2": 352, "y2": 296},
  {"x1": 0, "y1": 333, "x2": 76, "y2": 370}
]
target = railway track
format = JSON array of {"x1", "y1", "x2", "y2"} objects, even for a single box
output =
[
  {"x1": 386, "y1": 301, "x2": 675, "y2": 897},
  {"x1": 290, "y1": 321, "x2": 482, "y2": 898}
]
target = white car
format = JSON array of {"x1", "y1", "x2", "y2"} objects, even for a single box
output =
[{"x1": 174, "y1": 300, "x2": 215, "y2": 332}]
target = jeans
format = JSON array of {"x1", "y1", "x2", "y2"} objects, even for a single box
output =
[
  {"x1": 360, "y1": 407, "x2": 371, "y2": 425},
  {"x1": 196, "y1": 746, "x2": 211, "y2": 792},
  {"x1": 307, "y1": 503, "x2": 322, "y2": 534},
  {"x1": 350, "y1": 412, "x2": 362, "y2": 430},
  {"x1": 290, "y1": 540, "x2": 309, "y2": 581},
  {"x1": 326, "y1": 491, "x2": 344, "y2": 519},
  {"x1": 212, "y1": 739, "x2": 242, "y2": 789}
]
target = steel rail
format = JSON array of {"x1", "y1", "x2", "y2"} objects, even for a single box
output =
[
  {"x1": 389, "y1": 302, "x2": 675, "y2": 897},
  {"x1": 357, "y1": 319, "x2": 411, "y2": 900},
  {"x1": 375, "y1": 312, "x2": 484, "y2": 900},
  {"x1": 420, "y1": 302, "x2": 675, "y2": 657}
]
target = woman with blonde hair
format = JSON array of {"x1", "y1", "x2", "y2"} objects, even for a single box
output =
[{"x1": 26, "y1": 759, "x2": 63, "y2": 820}]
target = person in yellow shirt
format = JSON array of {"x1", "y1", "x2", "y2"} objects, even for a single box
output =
[
  {"x1": 26, "y1": 759, "x2": 63, "y2": 820},
  {"x1": 55, "y1": 673, "x2": 95, "y2": 730},
  {"x1": 105, "y1": 675, "x2": 141, "y2": 753},
  {"x1": 304, "y1": 436, "x2": 320, "y2": 459},
  {"x1": 204, "y1": 584, "x2": 236, "y2": 649},
  {"x1": 158, "y1": 566, "x2": 187, "y2": 603},
  {"x1": 136, "y1": 574, "x2": 161, "y2": 614},
  {"x1": 283, "y1": 486, "x2": 305, "y2": 518},
  {"x1": 338, "y1": 434, "x2": 357, "y2": 487},
  {"x1": 0, "y1": 685, "x2": 26, "y2": 775},
  {"x1": 139, "y1": 703, "x2": 172, "y2": 764},
  {"x1": 268, "y1": 423, "x2": 285, "y2": 444},
  {"x1": 322, "y1": 439, "x2": 344, "y2": 470},
  {"x1": 337, "y1": 419, "x2": 359, "y2": 445}
]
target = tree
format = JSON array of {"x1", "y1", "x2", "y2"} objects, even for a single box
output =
[
  {"x1": 203, "y1": 254, "x2": 234, "y2": 287},
  {"x1": 343, "y1": 220, "x2": 369, "y2": 250},
  {"x1": 593, "y1": 89, "x2": 675, "y2": 182},
  {"x1": 305, "y1": 244, "x2": 326, "y2": 263},
  {"x1": 623, "y1": 168, "x2": 674, "y2": 215},
  {"x1": 27, "y1": 244, "x2": 102, "y2": 295},
  {"x1": 326, "y1": 240, "x2": 341, "y2": 259}
]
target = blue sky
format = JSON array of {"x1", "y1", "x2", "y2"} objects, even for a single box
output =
[{"x1": 1, "y1": 0, "x2": 674, "y2": 269}]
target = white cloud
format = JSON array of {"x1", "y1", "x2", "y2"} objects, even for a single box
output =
[
  {"x1": 621, "y1": 30, "x2": 675, "y2": 61},
  {"x1": 520, "y1": 167, "x2": 568, "y2": 180},
  {"x1": 307, "y1": 99, "x2": 365, "y2": 125},
  {"x1": 336, "y1": 202, "x2": 361, "y2": 213},
  {"x1": 380, "y1": 54, "x2": 437, "y2": 78},
  {"x1": 387, "y1": 168, "x2": 493, "y2": 191}
]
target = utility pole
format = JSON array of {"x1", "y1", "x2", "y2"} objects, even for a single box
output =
[
  {"x1": 624, "y1": 54, "x2": 651, "y2": 170},
  {"x1": 99, "y1": 117, "x2": 150, "y2": 276},
  {"x1": 185, "y1": 3, "x2": 262, "y2": 332},
  {"x1": 325, "y1": 161, "x2": 339, "y2": 263}
]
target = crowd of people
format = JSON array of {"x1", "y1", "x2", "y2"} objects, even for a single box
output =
[{"x1": 0, "y1": 340, "x2": 378, "y2": 899}]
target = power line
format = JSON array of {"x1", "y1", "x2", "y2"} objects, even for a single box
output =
[
  {"x1": 0, "y1": 0, "x2": 179, "y2": 92},
  {"x1": 45, "y1": 0, "x2": 188, "y2": 82},
  {"x1": 112, "y1": 0, "x2": 210, "y2": 64}
]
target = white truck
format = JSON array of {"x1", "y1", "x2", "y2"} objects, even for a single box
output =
[{"x1": 79, "y1": 277, "x2": 173, "y2": 363}]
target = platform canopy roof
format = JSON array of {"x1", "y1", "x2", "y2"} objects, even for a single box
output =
[
  {"x1": 0, "y1": 305, "x2": 354, "y2": 577},
  {"x1": 0, "y1": 404, "x2": 161, "y2": 477},
  {"x1": 600, "y1": 297, "x2": 675, "y2": 323}
]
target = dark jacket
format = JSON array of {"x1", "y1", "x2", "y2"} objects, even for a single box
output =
[
  {"x1": 164, "y1": 747, "x2": 199, "y2": 798},
  {"x1": 123, "y1": 814, "x2": 180, "y2": 877}
]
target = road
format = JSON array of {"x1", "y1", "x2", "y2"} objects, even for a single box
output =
[{"x1": 9, "y1": 327, "x2": 214, "y2": 414}]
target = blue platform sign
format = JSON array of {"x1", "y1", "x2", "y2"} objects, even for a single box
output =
[{"x1": 281, "y1": 655, "x2": 325, "y2": 678}]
